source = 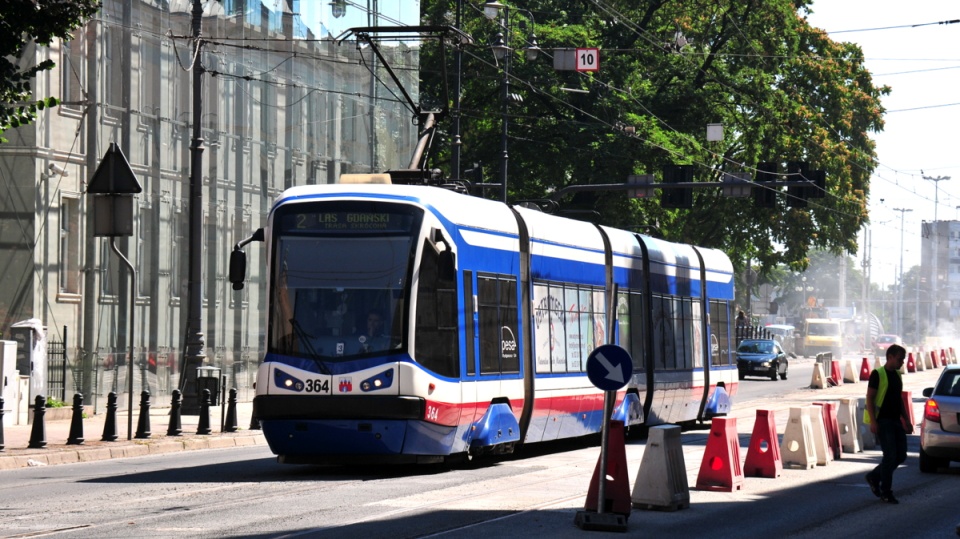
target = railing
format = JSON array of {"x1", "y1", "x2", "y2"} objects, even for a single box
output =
[{"x1": 46, "y1": 326, "x2": 68, "y2": 401}]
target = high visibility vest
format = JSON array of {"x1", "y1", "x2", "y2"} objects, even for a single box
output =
[{"x1": 863, "y1": 367, "x2": 901, "y2": 425}]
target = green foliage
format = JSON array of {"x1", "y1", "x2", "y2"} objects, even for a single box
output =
[
  {"x1": 46, "y1": 396, "x2": 67, "y2": 408},
  {"x1": 420, "y1": 0, "x2": 886, "y2": 279},
  {"x1": 0, "y1": 0, "x2": 100, "y2": 142}
]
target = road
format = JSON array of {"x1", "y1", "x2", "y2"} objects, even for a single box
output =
[{"x1": 1, "y1": 355, "x2": 957, "y2": 539}]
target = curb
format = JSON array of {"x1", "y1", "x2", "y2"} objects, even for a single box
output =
[{"x1": 0, "y1": 432, "x2": 266, "y2": 470}]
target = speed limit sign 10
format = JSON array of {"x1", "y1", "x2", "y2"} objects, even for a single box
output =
[{"x1": 575, "y1": 48, "x2": 599, "y2": 72}]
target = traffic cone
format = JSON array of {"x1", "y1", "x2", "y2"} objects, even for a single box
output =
[
  {"x1": 805, "y1": 405, "x2": 831, "y2": 466},
  {"x1": 906, "y1": 353, "x2": 916, "y2": 373},
  {"x1": 940, "y1": 350, "x2": 947, "y2": 368},
  {"x1": 584, "y1": 420, "x2": 632, "y2": 516},
  {"x1": 744, "y1": 410, "x2": 782, "y2": 478},
  {"x1": 901, "y1": 391, "x2": 915, "y2": 432},
  {"x1": 859, "y1": 357, "x2": 871, "y2": 381},
  {"x1": 813, "y1": 401, "x2": 842, "y2": 460},
  {"x1": 931, "y1": 350, "x2": 938, "y2": 368},
  {"x1": 781, "y1": 406, "x2": 817, "y2": 469},
  {"x1": 696, "y1": 417, "x2": 744, "y2": 491},
  {"x1": 830, "y1": 360, "x2": 844, "y2": 386},
  {"x1": 631, "y1": 425, "x2": 689, "y2": 511}
]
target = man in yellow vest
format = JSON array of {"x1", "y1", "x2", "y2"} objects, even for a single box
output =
[{"x1": 864, "y1": 343, "x2": 911, "y2": 504}]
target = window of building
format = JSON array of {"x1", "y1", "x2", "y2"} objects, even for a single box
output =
[
  {"x1": 61, "y1": 29, "x2": 86, "y2": 113},
  {"x1": 59, "y1": 197, "x2": 80, "y2": 295},
  {"x1": 138, "y1": 205, "x2": 155, "y2": 298}
]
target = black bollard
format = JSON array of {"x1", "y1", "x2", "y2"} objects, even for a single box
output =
[
  {"x1": 223, "y1": 388, "x2": 238, "y2": 433},
  {"x1": 249, "y1": 403, "x2": 261, "y2": 431},
  {"x1": 197, "y1": 389, "x2": 212, "y2": 435},
  {"x1": 101, "y1": 391, "x2": 119, "y2": 442},
  {"x1": 28, "y1": 395, "x2": 47, "y2": 449},
  {"x1": 66, "y1": 393, "x2": 85, "y2": 445},
  {"x1": 135, "y1": 390, "x2": 152, "y2": 439},
  {"x1": 0, "y1": 396, "x2": 5, "y2": 451},
  {"x1": 167, "y1": 389, "x2": 183, "y2": 436}
]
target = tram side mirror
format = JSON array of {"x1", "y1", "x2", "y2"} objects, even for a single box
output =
[
  {"x1": 229, "y1": 228, "x2": 265, "y2": 290},
  {"x1": 229, "y1": 248, "x2": 247, "y2": 290},
  {"x1": 439, "y1": 250, "x2": 456, "y2": 282}
]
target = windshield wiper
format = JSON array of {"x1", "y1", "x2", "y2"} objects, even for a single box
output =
[{"x1": 289, "y1": 319, "x2": 332, "y2": 375}]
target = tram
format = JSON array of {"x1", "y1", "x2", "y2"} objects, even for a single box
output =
[{"x1": 229, "y1": 181, "x2": 737, "y2": 464}]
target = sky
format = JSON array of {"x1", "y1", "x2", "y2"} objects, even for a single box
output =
[{"x1": 805, "y1": 1, "x2": 960, "y2": 287}]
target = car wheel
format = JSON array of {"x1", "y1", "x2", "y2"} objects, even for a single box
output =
[
  {"x1": 738, "y1": 370, "x2": 745, "y2": 380},
  {"x1": 780, "y1": 368, "x2": 788, "y2": 381},
  {"x1": 770, "y1": 364, "x2": 779, "y2": 381},
  {"x1": 919, "y1": 446, "x2": 944, "y2": 473}
]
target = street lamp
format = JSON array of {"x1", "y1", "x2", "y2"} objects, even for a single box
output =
[
  {"x1": 482, "y1": 1, "x2": 541, "y2": 204},
  {"x1": 329, "y1": 0, "x2": 347, "y2": 18}
]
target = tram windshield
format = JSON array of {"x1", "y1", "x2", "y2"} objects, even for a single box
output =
[{"x1": 268, "y1": 201, "x2": 423, "y2": 363}]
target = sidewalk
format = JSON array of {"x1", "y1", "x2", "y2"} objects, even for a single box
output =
[
  {"x1": 0, "y1": 399, "x2": 266, "y2": 470},
  {"x1": 0, "y1": 356, "x2": 951, "y2": 471}
]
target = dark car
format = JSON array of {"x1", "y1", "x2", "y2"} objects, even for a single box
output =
[
  {"x1": 919, "y1": 365, "x2": 960, "y2": 473},
  {"x1": 737, "y1": 339, "x2": 788, "y2": 381}
]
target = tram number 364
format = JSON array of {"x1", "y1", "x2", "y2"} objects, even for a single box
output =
[
  {"x1": 305, "y1": 379, "x2": 330, "y2": 393},
  {"x1": 425, "y1": 406, "x2": 439, "y2": 421}
]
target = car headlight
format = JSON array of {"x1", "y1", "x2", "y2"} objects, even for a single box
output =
[{"x1": 761, "y1": 361, "x2": 771, "y2": 367}]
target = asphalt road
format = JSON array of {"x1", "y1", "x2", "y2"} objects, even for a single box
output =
[{"x1": 1, "y1": 357, "x2": 957, "y2": 539}]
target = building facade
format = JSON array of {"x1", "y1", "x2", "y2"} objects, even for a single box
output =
[
  {"x1": 921, "y1": 220, "x2": 960, "y2": 334},
  {"x1": 0, "y1": 0, "x2": 419, "y2": 411}
]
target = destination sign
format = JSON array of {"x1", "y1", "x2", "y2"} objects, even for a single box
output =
[{"x1": 277, "y1": 206, "x2": 415, "y2": 233}]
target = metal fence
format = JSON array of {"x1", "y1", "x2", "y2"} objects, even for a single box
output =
[{"x1": 46, "y1": 326, "x2": 68, "y2": 402}]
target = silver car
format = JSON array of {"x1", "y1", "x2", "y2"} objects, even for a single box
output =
[{"x1": 920, "y1": 365, "x2": 960, "y2": 472}]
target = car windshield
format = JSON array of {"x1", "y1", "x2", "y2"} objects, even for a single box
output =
[
  {"x1": 878, "y1": 336, "x2": 897, "y2": 344},
  {"x1": 738, "y1": 341, "x2": 773, "y2": 354},
  {"x1": 807, "y1": 323, "x2": 839, "y2": 336}
]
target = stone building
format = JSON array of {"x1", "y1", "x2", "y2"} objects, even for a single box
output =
[{"x1": 0, "y1": 0, "x2": 419, "y2": 411}]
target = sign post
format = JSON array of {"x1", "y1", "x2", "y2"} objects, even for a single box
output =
[
  {"x1": 87, "y1": 142, "x2": 142, "y2": 440},
  {"x1": 575, "y1": 343, "x2": 632, "y2": 531}
]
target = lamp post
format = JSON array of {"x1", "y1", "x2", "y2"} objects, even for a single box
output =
[
  {"x1": 329, "y1": 0, "x2": 347, "y2": 18},
  {"x1": 483, "y1": 2, "x2": 541, "y2": 204},
  {"x1": 893, "y1": 207, "x2": 912, "y2": 337}
]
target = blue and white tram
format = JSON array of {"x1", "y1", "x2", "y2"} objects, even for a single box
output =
[{"x1": 231, "y1": 182, "x2": 737, "y2": 464}]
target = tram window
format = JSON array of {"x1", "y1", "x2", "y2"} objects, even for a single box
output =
[
  {"x1": 548, "y1": 284, "x2": 568, "y2": 372},
  {"x1": 464, "y1": 271, "x2": 475, "y2": 376},
  {"x1": 710, "y1": 300, "x2": 731, "y2": 366},
  {"x1": 651, "y1": 295, "x2": 679, "y2": 370},
  {"x1": 618, "y1": 291, "x2": 645, "y2": 371},
  {"x1": 415, "y1": 240, "x2": 459, "y2": 378},
  {"x1": 478, "y1": 274, "x2": 520, "y2": 375},
  {"x1": 592, "y1": 289, "x2": 607, "y2": 350}
]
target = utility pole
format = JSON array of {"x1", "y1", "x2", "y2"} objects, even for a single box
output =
[
  {"x1": 923, "y1": 175, "x2": 950, "y2": 335},
  {"x1": 178, "y1": 0, "x2": 207, "y2": 414},
  {"x1": 892, "y1": 207, "x2": 912, "y2": 337}
]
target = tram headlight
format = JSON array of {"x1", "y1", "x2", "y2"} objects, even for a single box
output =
[
  {"x1": 273, "y1": 368, "x2": 305, "y2": 392},
  {"x1": 360, "y1": 368, "x2": 394, "y2": 392}
]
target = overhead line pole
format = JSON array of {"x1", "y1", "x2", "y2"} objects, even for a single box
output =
[
  {"x1": 892, "y1": 207, "x2": 912, "y2": 337},
  {"x1": 923, "y1": 174, "x2": 950, "y2": 335},
  {"x1": 179, "y1": 0, "x2": 207, "y2": 414}
]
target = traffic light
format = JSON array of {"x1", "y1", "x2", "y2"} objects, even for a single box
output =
[
  {"x1": 661, "y1": 165, "x2": 694, "y2": 209},
  {"x1": 753, "y1": 162, "x2": 778, "y2": 208},
  {"x1": 626, "y1": 174, "x2": 655, "y2": 198},
  {"x1": 786, "y1": 161, "x2": 809, "y2": 208}
]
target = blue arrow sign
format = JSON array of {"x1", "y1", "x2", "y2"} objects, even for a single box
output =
[{"x1": 586, "y1": 344, "x2": 633, "y2": 391}]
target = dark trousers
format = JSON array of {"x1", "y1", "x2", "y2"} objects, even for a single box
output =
[{"x1": 867, "y1": 417, "x2": 907, "y2": 494}]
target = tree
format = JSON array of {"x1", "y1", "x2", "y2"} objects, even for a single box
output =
[
  {"x1": 419, "y1": 0, "x2": 886, "y2": 279},
  {"x1": 0, "y1": 0, "x2": 100, "y2": 143}
]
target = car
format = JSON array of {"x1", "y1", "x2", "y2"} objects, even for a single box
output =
[
  {"x1": 736, "y1": 339, "x2": 788, "y2": 381},
  {"x1": 874, "y1": 334, "x2": 902, "y2": 357},
  {"x1": 919, "y1": 365, "x2": 960, "y2": 473}
]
